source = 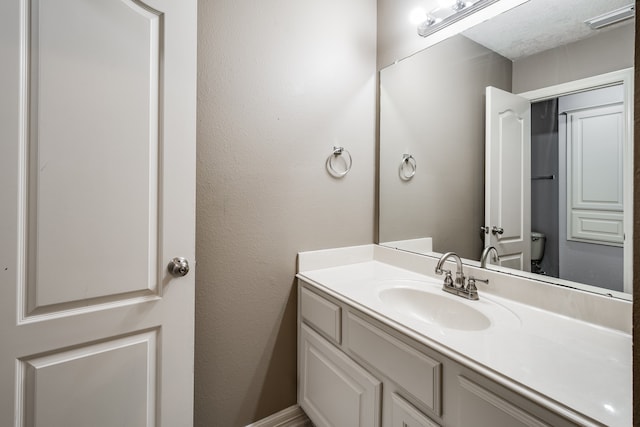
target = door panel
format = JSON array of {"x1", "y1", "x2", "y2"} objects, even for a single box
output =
[
  {"x1": 20, "y1": 331, "x2": 157, "y2": 427},
  {"x1": 566, "y1": 104, "x2": 624, "y2": 246},
  {"x1": 27, "y1": 0, "x2": 162, "y2": 313},
  {"x1": 569, "y1": 106, "x2": 623, "y2": 210},
  {"x1": 0, "y1": 0, "x2": 196, "y2": 425},
  {"x1": 485, "y1": 86, "x2": 531, "y2": 271},
  {"x1": 496, "y1": 253, "x2": 523, "y2": 271}
]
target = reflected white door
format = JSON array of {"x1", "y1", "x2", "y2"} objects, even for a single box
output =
[
  {"x1": 485, "y1": 87, "x2": 531, "y2": 271},
  {"x1": 0, "y1": 0, "x2": 196, "y2": 425},
  {"x1": 566, "y1": 103, "x2": 624, "y2": 246}
]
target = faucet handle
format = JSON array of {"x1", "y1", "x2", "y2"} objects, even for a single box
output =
[
  {"x1": 467, "y1": 276, "x2": 489, "y2": 289},
  {"x1": 441, "y1": 270, "x2": 454, "y2": 287},
  {"x1": 463, "y1": 278, "x2": 480, "y2": 300}
]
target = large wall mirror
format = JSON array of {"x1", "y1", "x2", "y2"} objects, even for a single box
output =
[{"x1": 378, "y1": 0, "x2": 635, "y2": 300}]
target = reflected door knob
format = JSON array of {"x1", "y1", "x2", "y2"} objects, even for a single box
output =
[
  {"x1": 491, "y1": 226, "x2": 504, "y2": 235},
  {"x1": 168, "y1": 257, "x2": 190, "y2": 277}
]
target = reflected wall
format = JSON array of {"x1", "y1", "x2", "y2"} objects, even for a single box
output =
[{"x1": 379, "y1": 35, "x2": 511, "y2": 260}]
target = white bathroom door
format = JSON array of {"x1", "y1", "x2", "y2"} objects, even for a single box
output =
[
  {"x1": 485, "y1": 86, "x2": 532, "y2": 271},
  {"x1": 0, "y1": 0, "x2": 197, "y2": 426},
  {"x1": 566, "y1": 103, "x2": 625, "y2": 246}
]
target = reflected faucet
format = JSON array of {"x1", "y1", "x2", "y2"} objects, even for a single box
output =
[
  {"x1": 480, "y1": 246, "x2": 500, "y2": 268},
  {"x1": 435, "y1": 252, "x2": 479, "y2": 300}
]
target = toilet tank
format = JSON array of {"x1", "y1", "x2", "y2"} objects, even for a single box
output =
[{"x1": 531, "y1": 231, "x2": 546, "y2": 261}]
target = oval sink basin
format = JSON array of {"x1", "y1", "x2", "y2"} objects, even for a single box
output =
[{"x1": 378, "y1": 287, "x2": 491, "y2": 331}]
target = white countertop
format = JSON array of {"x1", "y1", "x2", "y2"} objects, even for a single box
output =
[{"x1": 297, "y1": 255, "x2": 631, "y2": 427}]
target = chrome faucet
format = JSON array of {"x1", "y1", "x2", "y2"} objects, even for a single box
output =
[
  {"x1": 480, "y1": 246, "x2": 500, "y2": 268},
  {"x1": 435, "y1": 252, "x2": 464, "y2": 288},
  {"x1": 435, "y1": 252, "x2": 478, "y2": 300}
]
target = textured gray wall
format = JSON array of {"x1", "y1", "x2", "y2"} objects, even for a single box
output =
[
  {"x1": 195, "y1": 0, "x2": 376, "y2": 425},
  {"x1": 513, "y1": 24, "x2": 634, "y2": 93}
]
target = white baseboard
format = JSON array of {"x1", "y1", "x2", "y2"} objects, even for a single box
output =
[{"x1": 246, "y1": 405, "x2": 312, "y2": 427}]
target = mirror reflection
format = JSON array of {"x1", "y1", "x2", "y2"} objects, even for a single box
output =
[{"x1": 378, "y1": 0, "x2": 634, "y2": 298}]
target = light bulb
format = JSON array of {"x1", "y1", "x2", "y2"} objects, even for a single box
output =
[
  {"x1": 409, "y1": 8, "x2": 428, "y2": 25},
  {"x1": 452, "y1": 1, "x2": 468, "y2": 11}
]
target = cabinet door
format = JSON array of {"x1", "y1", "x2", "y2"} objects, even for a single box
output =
[
  {"x1": 392, "y1": 393, "x2": 440, "y2": 427},
  {"x1": 299, "y1": 324, "x2": 381, "y2": 427}
]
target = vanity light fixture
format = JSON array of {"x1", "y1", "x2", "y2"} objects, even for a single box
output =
[
  {"x1": 451, "y1": 1, "x2": 468, "y2": 12},
  {"x1": 585, "y1": 4, "x2": 635, "y2": 30},
  {"x1": 417, "y1": 0, "x2": 499, "y2": 37}
]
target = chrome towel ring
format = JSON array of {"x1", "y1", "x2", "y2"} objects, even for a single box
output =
[
  {"x1": 327, "y1": 146, "x2": 352, "y2": 178},
  {"x1": 399, "y1": 154, "x2": 416, "y2": 181}
]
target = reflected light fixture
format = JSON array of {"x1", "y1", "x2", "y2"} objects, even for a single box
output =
[
  {"x1": 585, "y1": 4, "x2": 635, "y2": 30},
  {"x1": 451, "y1": 1, "x2": 468, "y2": 12},
  {"x1": 417, "y1": 0, "x2": 499, "y2": 37},
  {"x1": 409, "y1": 8, "x2": 429, "y2": 25}
]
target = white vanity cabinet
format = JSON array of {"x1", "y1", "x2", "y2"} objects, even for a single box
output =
[
  {"x1": 298, "y1": 280, "x2": 585, "y2": 427},
  {"x1": 299, "y1": 324, "x2": 381, "y2": 426}
]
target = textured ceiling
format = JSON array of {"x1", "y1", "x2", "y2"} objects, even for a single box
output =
[{"x1": 462, "y1": 0, "x2": 634, "y2": 60}]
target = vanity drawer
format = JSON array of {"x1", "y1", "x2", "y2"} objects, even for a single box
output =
[
  {"x1": 346, "y1": 313, "x2": 442, "y2": 415},
  {"x1": 300, "y1": 286, "x2": 341, "y2": 344},
  {"x1": 456, "y1": 376, "x2": 551, "y2": 427}
]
